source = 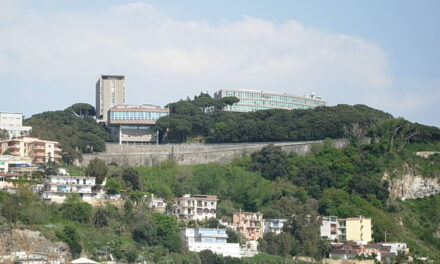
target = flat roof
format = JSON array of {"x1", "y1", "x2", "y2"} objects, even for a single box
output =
[{"x1": 218, "y1": 89, "x2": 326, "y2": 101}]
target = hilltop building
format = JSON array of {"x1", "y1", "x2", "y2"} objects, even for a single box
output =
[
  {"x1": 108, "y1": 104, "x2": 169, "y2": 144},
  {"x1": 320, "y1": 216, "x2": 372, "y2": 243},
  {"x1": 232, "y1": 212, "x2": 264, "y2": 241},
  {"x1": 96, "y1": 75, "x2": 126, "y2": 122},
  {"x1": 0, "y1": 112, "x2": 32, "y2": 139},
  {"x1": 0, "y1": 136, "x2": 61, "y2": 164},
  {"x1": 42, "y1": 175, "x2": 96, "y2": 203},
  {"x1": 214, "y1": 89, "x2": 326, "y2": 112},
  {"x1": 173, "y1": 194, "x2": 218, "y2": 221}
]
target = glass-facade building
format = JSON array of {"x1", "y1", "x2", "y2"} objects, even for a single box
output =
[
  {"x1": 214, "y1": 89, "x2": 326, "y2": 112},
  {"x1": 108, "y1": 105, "x2": 169, "y2": 144}
]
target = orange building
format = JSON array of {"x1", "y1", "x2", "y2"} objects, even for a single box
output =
[
  {"x1": 0, "y1": 136, "x2": 62, "y2": 164},
  {"x1": 232, "y1": 212, "x2": 264, "y2": 241}
]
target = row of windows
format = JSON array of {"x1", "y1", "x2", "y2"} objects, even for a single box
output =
[
  {"x1": 110, "y1": 111, "x2": 169, "y2": 121},
  {"x1": 239, "y1": 99, "x2": 319, "y2": 109},
  {"x1": 230, "y1": 104, "x2": 311, "y2": 112},
  {"x1": 225, "y1": 91, "x2": 324, "y2": 105}
]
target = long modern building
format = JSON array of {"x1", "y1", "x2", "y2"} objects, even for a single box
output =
[
  {"x1": 96, "y1": 75, "x2": 126, "y2": 122},
  {"x1": 214, "y1": 89, "x2": 326, "y2": 112},
  {"x1": 108, "y1": 104, "x2": 169, "y2": 144},
  {"x1": 0, "y1": 112, "x2": 32, "y2": 139}
]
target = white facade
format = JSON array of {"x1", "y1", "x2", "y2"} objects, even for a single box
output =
[
  {"x1": 320, "y1": 216, "x2": 339, "y2": 241},
  {"x1": 42, "y1": 175, "x2": 96, "y2": 203},
  {"x1": 148, "y1": 196, "x2": 167, "y2": 213},
  {"x1": 381, "y1": 242, "x2": 409, "y2": 255},
  {"x1": 0, "y1": 112, "x2": 32, "y2": 139},
  {"x1": 181, "y1": 228, "x2": 246, "y2": 258},
  {"x1": 0, "y1": 155, "x2": 34, "y2": 173},
  {"x1": 173, "y1": 194, "x2": 218, "y2": 221},
  {"x1": 264, "y1": 218, "x2": 287, "y2": 234}
]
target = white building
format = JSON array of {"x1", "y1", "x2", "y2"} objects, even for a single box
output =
[
  {"x1": 381, "y1": 242, "x2": 409, "y2": 255},
  {"x1": 320, "y1": 216, "x2": 339, "y2": 242},
  {"x1": 181, "y1": 228, "x2": 251, "y2": 258},
  {"x1": 264, "y1": 218, "x2": 287, "y2": 234},
  {"x1": 0, "y1": 155, "x2": 35, "y2": 174},
  {"x1": 173, "y1": 194, "x2": 218, "y2": 221},
  {"x1": 0, "y1": 112, "x2": 32, "y2": 139},
  {"x1": 42, "y1": 175, "x2": 96, "y2": 203},
  {"x1": 148, "y1": 195, "x2": 167, "y2": 213}
]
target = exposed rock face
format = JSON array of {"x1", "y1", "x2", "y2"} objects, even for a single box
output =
[
  {"x1": 0, "y1": 229, "x2": 71, "y2": 261},
  {"x1": 386, "y1": 167, "x2": 440, "y2": 200}
]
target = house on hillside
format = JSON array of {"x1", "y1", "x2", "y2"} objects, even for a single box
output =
[{"x1": 172, "y1": 194, "x2": 218, "y2": 221}]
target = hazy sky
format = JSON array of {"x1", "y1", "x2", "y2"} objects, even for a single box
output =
[{"x1": 1, "y1": 0, "x2": 439, "y2": 127}]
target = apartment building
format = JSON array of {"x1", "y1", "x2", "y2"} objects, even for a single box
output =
[
  {"x1": 338, "y1": 216, "x2": 372, "y2": 242},
  {"x1": 320, "y1": 216, "x2": 372, "y2": 243},
  {"x1": 264, "y1": 218, "x2": 287, "y2": 235},
  {"x1": 181, "y1": 228, "x2": 244, "y2": 258},
  {"x1": 214, "y1": 89, "x2": 326, "y2": 112},
  {"x1": 320, "y1": 216, "x2": 339, "y2": 242},
  {"x1": 232, "y1": 212, "x2": 264, "y2": 241},
  {"x1": 173, "y1": 194, "x2": 218, "y2": 221},
  {"x1": 0, "y1": 136, "x2": 61, "y2": 164},
  {"x1": 96, "y1": 75, "x2": 126, "y2": 122},
  {"x1": 0, "y1": 112, "x2": 32, "y2": 139},
  {"x1": 42, "y1": 175, "x2": 96, "y2": 203},
  {"x1": 108, "y1": 104, "x2": 169, "y2": 144}
]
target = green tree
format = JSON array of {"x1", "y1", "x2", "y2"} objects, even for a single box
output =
[
  {"x1": 65, "y1": 103, "x2": 96, "y2": 118},
  {"x1": 122, "y1": 167, "x2": 142, "y2": 190},
  {"x1": 86, "y1": 158, "x2": 108, "y2": 184},
  {"x1": 152, "y1": 213, "x2": 181, "y2": 252},
  {"x1": 60, "y1": 194, "x2": 92, "y2": 223},
  {"x1": 56, "y1": 224, "x2": 82, "y2": 258},
  {"x1": 249, "y1": 145, "x2": 289, "y2": 181},
  {"x1": 105, "y1": 178, "x2": 122, "y2": 195}
]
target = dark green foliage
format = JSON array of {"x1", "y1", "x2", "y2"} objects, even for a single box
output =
[
  {"x1": 86, "y1": 158, "x2": 108, "y2": 184},
  {"x1": 60, "y1": 194, "x2": 92, "y2": 223},
  {"x1": 122, "y1": 167, "x2": 142, "y2": 190},
  {"x1": 24, "y1": 104, "x2": 114, "y2": 163},
  {"x1": 258, "y1": 232, "x2": 298, "y2": 256},
  {"x1": 249, "y1": 145, "x2": 289, "y2": 180},
  {"x1": 157, "y1": 100, "x2": 394, "y2": 143},
  {"x1": 56, "y1": 225, "x2": 82, "y2": 258},
  {"x1": 132, "y1": 221, "x2": 157, "y2": 245},
  {"x1": 65, "y1": 103, "x2": 96, "y2": 118}
]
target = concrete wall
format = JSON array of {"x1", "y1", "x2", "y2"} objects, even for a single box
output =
[{"x1": 77, "y1": 139, "x2": 349, "y2": 167}]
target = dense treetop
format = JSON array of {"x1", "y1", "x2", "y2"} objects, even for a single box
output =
[{"x1": 24, "y1": 103, "x2": 114, "y2": 163}]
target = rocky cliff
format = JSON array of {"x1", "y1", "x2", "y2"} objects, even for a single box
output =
[{"x1": 386, "y1": 164, "x2": 440, "y2": 200}]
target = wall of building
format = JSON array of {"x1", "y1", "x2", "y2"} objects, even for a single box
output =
[
  {"x1": 345, "y1": 218, "x2": 372, "y2": 242},
  {"x1": 77, "y1": 139, "x2": 349, "y2": 167}
]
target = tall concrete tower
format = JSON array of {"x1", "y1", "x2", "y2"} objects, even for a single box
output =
[{"x1": 95, "y1": 75, "x2": 126, "y2": 122}]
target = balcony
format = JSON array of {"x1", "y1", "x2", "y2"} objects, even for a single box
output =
[
  {"x1": 54, "y1": 147, "x2": 62, "y2": 152},
  {"x1": 33, "y1": 146, "x2": 46, "y2": 150}
]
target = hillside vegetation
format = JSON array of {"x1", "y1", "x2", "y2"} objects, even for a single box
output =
[
  {"x1": 156, "y1": 93, "x2": 394, "y2": 143},
  {"x1": 2, "y1": 116, "x2": 440, "y2": 262},
  {"x1": 24, "y1": 103, "x2": 114, "y2": 163}
]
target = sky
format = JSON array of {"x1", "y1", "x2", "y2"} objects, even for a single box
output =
[{"x1": 0, "y1": 0, "x2": 439, "y2": 127}]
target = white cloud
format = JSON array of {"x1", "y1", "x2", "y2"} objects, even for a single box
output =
[{"x1": 0, "y1": 1, "x2": 438, "y2": 127}]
